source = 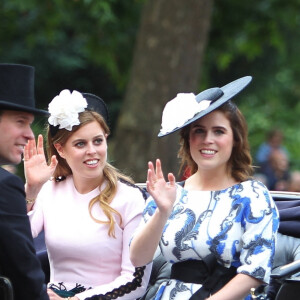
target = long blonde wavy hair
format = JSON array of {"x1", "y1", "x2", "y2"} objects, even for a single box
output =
[{"x1": 47, "y1": 110, "x2": 133, "y2": 237}]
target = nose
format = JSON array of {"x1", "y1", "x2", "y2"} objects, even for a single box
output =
[
  {"x1": 86, "y1": 143, "x2": 97, "y2": 154},
  {"x1": 24, "y1": 126, "x2": 35, "y2": 141},
  {"x1": 203, "y1": 131, "x2": 213, "y2": 144}
]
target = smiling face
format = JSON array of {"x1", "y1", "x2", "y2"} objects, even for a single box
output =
[
  {"x1": 54, "y1": 121, "x2": 108, "y2": 182},
  {"x1": 0, "y1": 110, "x2": 34, "y2": 165},
  {"x1": 188, "y1": 110, "x2": 234, "y2": 175}
]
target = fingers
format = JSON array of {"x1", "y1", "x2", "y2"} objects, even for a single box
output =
[
  {"x1": 147, "y1": 159, "x2": 173, "y2": 189},
  {"x1": 37, "y1": 134, "x2": 45, "y2": 155},
  {"x1": 50, "y1": 155, "x2": 58, "y2": 170},
  {"x1": 155, "y1": 159, "x2": 164, "y2": 179},
  {"x1": 23, "y1": 135, "x2": 47, "y2": 163},
  {"x1": 168, "y1": 173, "x2": 176, "y2": 186},
  {"x1": 31, "y1": 137, "x2": 37, "y2": 156},
  {"x1": 23, "y1": 139, "x2": 34, "y2": 161},
  {"x1": 24, "y1": 136, "x2": 40, "y2": 161},
  {"x1": 148, "y1": 161, "x2": 155, "y2": 174},
  {"x1": 23, "y1": 142, "x2": 30, "y2": 162},
  {"x1": 146, "y1": 167, "x2": 155, "y2": 189},
  {"x1": 147, "y1": 159, "x2": 166, "y2": 181}
]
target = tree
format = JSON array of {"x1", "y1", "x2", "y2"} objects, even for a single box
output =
[
  {"x1": 111, "y1": 0, "x2": 214, "y2": 181},
  {"x1": 2, "y1": 0, "x2": 299, "y2": 179}
]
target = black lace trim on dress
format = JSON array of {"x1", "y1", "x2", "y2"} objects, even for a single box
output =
[{"x1": 85, "y1": 266, "x2": 146, "y2": 300}]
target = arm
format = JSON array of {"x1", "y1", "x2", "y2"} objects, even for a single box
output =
[
  {"x1": 208, "y1": 273, "x2": 262, "y2": 300},
  {"x1": 130, "y1": 159, "x2": 177, "y2": 267},
  {"x1": 24, "y1": 134, "x2": 57, "y2": 211},
  {"x1": 0, "y1": 172, "x2": 49, "y2": 300},
  {"x1": 211, "y1": 182, "x2": 278, "y2": 299}
]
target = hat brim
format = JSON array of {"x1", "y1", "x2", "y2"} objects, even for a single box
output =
[
  {"x1": 0, "y1": 101, "x2": 49, "y2": 115},
  {"x1": 158, "y1": 76, "x2": 252, "y2": 137}
]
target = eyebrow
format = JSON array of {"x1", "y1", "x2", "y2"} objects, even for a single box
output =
[
  {"x1": 72, "y1": 134, "x2": 104, "y2": 143},
  {"x1": 14, "y1": 113, "x2": 34, "y2": 123},
  {"x1": 192, "y1": 124, "x2": 228, "y2": 131}
]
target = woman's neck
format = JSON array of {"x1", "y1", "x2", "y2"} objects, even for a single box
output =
[
  {"x1": 72, "y1": 174, "x2": 104, "y2": 194},
  {"x1": 185, "y1": 169, "x2": 238, "y2": 191}
]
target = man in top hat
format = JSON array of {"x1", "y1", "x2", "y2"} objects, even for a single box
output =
[{"x1": 0, "y1": 63, "x2": 49, "y2": 299}]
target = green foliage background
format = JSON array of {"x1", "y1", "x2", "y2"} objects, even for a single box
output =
[
  {"x1": 202, "y1": 0, "x2": 300, "y2": 169},
  {"x1": 1, "y1": 0, "x2": 299, "y2": 175}
]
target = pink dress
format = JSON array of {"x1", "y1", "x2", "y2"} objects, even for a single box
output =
[{"x1": 29, "y1": 176, "x2": 152, "y2": 300}]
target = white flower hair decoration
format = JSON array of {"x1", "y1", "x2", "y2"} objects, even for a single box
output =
[
  {"x1": 48, "y1": 89, "x2": 88, "y2": 131},
  {"x1": 160, "y1": 93, "x2": 211, "y2": 135}
]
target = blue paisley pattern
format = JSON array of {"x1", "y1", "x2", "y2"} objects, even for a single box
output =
[{"x1": 143, "y1": 180, "x2": 279, "y2": 300}]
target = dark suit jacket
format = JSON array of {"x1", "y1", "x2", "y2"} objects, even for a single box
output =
[{"x1": 0, "y1": 167, "x2": 49, "y2": 300}]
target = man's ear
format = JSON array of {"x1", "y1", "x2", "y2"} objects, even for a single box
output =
[{"x1": 54, "y1": 143, "x2": 65, "y2": 159}]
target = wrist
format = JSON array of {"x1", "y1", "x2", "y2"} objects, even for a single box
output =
[
  {"x1": 156, "y1": 205, "x2": 173, "y2": 218},
  {"x1": 25, "y1": 182, "x2": 43, "y2": 200},
  {"x1": 26, "y1": 197, "x2": 36, "y2": 205}
]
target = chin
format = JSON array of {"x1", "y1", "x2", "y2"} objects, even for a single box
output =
[{"x1": 8, "y1": 157, "x2": 20, "y2": 166}]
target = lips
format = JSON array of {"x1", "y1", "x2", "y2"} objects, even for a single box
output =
[{"x1": 16, "y1": 144, "x2": 26, "y2": 153}]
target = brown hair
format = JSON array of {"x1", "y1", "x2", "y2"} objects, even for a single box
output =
[
  {"x1": 178, "y1": 101, "x2": 253, "y2": 182},
  {"x1": 47, "y1": 110, "x2": 133, "y2": 237}
]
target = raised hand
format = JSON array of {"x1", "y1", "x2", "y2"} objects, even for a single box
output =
[
  {"x1": 24, "y1": 134, "x2": 58, "y2": 195},
  {"x1": 146, "y1": 159, "x2": 177, "y2": 216}
]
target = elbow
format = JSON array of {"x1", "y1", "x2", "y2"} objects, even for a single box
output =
[
  {"x1": 130, "y1": 251, "x2": 144, "y2": 268},
  {"x1": 130, "y1": 244, "x2": 150, "y2": 267},
  {"x1": 130, "y1": 237, "x2": 155, "y2": 267}
]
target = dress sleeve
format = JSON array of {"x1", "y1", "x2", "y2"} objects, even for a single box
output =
[
  {"x1": 0, "y1": 172, "x2": 49, "y2": 300},
  {"x1": 27, "y1": 182, "x2": 46, "y2": 238},
  {"x1": 238, "y1": 181, "x2": 279, "y2": 283},
  {"x1": 76, "y1": 186, "x2": 152, "y2": 300}
]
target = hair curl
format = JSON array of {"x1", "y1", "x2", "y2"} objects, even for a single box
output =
[{"x1": 178, "y1": 101, "x2": 253, "y2": 182}]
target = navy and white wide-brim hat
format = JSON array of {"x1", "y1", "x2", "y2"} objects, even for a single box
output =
[
  {"x1": 158, "y1": 76, "x2": 252, "y2": 137},
  {"x1": 0, "y1": 63, "x2": 48, "y2": 115}
]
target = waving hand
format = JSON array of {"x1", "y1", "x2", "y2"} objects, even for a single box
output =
[
  {"x1": 24, "y1": 134, "x2": 58, "y2": 196},
  {"x1": 146, "y1": 159, "x2": 177, "y2": 216}
]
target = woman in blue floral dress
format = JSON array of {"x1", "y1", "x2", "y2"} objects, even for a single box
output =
[{"x1": 130, "y1": 76, "x2": 279, "y2": 300}]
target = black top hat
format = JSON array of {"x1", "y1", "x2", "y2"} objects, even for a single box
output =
[
  {"x1": 158, "y1": 76, "x2": 252, "y2": 137},
  {"x1": 0, "y1": 63, "x2": 48, "y2": 115}
]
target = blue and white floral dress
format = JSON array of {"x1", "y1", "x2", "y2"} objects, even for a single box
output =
[{"x1": 142, "y1": 180, "x2": 279, "y2": 300}]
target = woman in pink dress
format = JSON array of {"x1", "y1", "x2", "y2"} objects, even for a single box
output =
[{"x1": 24, "y1": 90, "x2": 151, "y2": 300}]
